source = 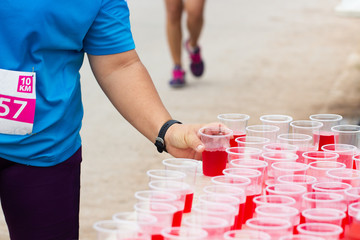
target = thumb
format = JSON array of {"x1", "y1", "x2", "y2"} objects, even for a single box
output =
[{"x1": 186, "y1": 131, "x2": 205, "y2": 153}]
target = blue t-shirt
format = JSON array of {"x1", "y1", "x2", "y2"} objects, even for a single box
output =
[{"x1": 0, "y1": 0, "x2": 135, "y2": 166}]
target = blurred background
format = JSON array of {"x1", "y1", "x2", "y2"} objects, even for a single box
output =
[{"x1": 1, "y1": 0, "x2": 360, "y2": 239}]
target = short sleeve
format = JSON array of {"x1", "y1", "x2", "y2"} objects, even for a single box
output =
[{"x1": 83, "y1": 0, "x2": 135, "y2": 55}]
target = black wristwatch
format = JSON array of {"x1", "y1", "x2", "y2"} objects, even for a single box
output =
[{"x1": 154, "y1": 120, "x2": 182, "y2": 153}]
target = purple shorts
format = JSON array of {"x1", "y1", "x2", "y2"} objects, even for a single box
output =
[{"x1": 0, "y1": 148, "x2": 82, "y2": 240}]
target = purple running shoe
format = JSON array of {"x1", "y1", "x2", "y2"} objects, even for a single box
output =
[
  {"x1": 185, "y1": 40, "x2": 204, "y2": 77},
  {"x1": 169, "y1": 66, "x2": 186, "y2": 88}
]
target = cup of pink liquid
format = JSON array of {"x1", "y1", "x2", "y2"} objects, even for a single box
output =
[
  {"x1": 199, "y1": 126, "x2": 233, "y2": 176},
  {"x1": 345, "y1": 187, "x2": 360, "y2": 204},
  {"x1": 326, "y1": 168, "x2": 360, "y2": 187},
  {"x1": 245, "y1": 217, "x2": 292, "y2": 240},
  {"x1": 277, "y1": 133, "x2": 313, "y2": 163},
  {"x1": 301, "y1": 208, "x2": 346, "y2": 227},
  {"x1": 307, "y1": 161, "x2": 345, "y2": 183},
  {"x1": 260, "y1": 114, "x2": 293, "y2": 135},
  {"x1": 265, "y1": 184, "x2": 307, "y2": 210},
  {"x1": 276, "y1": 175, "x2": 317, "y2": 192},
  {"x1": 226, "y1": 147, "x2": 262, "y2": 162},
  {"x1": 217, "y1": 113, "x2": 250, "y2": 148},
  {"x1": 301, "y1": 192, "x2": 346, "y2": 212},
  {"x1": 354, "y1": 154, "x2": 360, "y2": 170},
  {"x1": 290, "y1": 120, "x2": 323, "y2": 150},
  {"x1": 302, "y1": 151, "x2": 339, "y2": 164},
  {"x1": 223, "y1": 229, "x2": 271, "y2": 240},
  {"x1": 309, "y1": 114, "x2": 343, "y2": 150},
  {"x1": 253, "y1": 194, "x2": 297, "y2": 209},
  {"x1": 321, "y1": 143, "x2": 357, "y2": 168},
  {"x1": 296, "y1": 223, "x2": 343, "y2": 240},
  {"x1": 263, "y1": 143, "x2": 299, "y2": 154},
  {"x1": 160, "y1": 227, "x2": 208, "y2": 240},
  {"x1": 271, "y1": 162, "x2": 309, "y2": 181},
  {"x1": 235, "y1": 136, "x2": 270, "y2": 150},
  {"x1": 279, "y1": 235, "x2": 325, "y2": 240}
]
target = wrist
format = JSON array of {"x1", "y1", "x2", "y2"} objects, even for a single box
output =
[{"x1": 154, "y1": 120, "x2": 182, "y2": 153}]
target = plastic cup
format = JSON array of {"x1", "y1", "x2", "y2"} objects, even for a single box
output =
[
  {"x1": 148, "y1": 180, "x2": 190, "y2": 227},
  {"x1": 326, "y1": 168, "x2": 360, "y2": 187},
  {"x1": 253, "y1": 194, "x2": 297, "y2": 208},
  {"x1": 93, "y1": 219, "x2": 147, "y2": 240},
  {"x1": 202, "y1": 185, "x2": 246, "y2": 203},
  {"x1": 134, "y1": 190, "x2": 178, "y2": 204},
  {"x1": 255, "y1": 205, "x2": 300, "y2": 228},
  {"x1": 160, "y1": 226, "x2": 208, "y2": 240},
  {"x1": 245, "y1": 217, "x2": 292, "y2": 240},
  {"x1": 277, "y1": 133, "x2": 313, "y2": 163},
  {"x1": 276, "y1": 175, "x2": 317, "y2": 192},
  {"x1": 345, "y1": 187, "x2": 360, "y2": 204},
  {"x1": 211, "y1": 175, "x2": 251, "y2": 192},
  {"x1": 307, "y1": 161, "x2": 346, "y2": 183},
  {"x1": 263, "y1": 143, "x2": 299, "y2": 154},
  {"x1": 348, "y1": 202, "x2": 360, "y2": 225},
  {"x1": 183, "y1": 215, "x2": 230, "y2": 240},
  {"x1": 279, "y1": 235, "x2": 325, "y2": 240},
  {"x1": 309, "y1": 114, "x2": 343, "y2": 150},
  {"x1": 321, "y1": 143, "x2": 357, "y2": 168},
  {"x1": 162, "y1": 158, "x2": 199, "y2": 213},
  {"x1": 230, "y1": 159, "x2": 268, "y2": 175},
  {"x1": 354, "y1": 154, "x2": 360, "y2": 170},
  {"x1": 290, "y1": 120, "x2": 323, "y2": 149},
  {"x1": 271, "y1": 162, "x2": 309, "y2": 180},
  {"x1": 235, "y1": 136, "x2": 271, "y2": 150},
  {"x1": 311, "y1": 181, "x2": 352, "y2": 197},
  {"x1": 146, "y1": 169, "x2": 186, "y2": 182},
  {"x1": 246, "y1": 125, "x2": 280, "y2": 143},
  {"x1": 296, "y1": 223, "x2": 343, "y2": 240},
  {"x1": 192, "y1": 202, "x2": 237, "y2": 228},
  {"x1": 301, "y1": 208, "x2": 346, "y2": 226},
  {"x1": 223, "y1": 229, "x2": 271, "y2": 240},
  {"x1": 134, "y1": 202, "x2": 177, "y2": 239},
  {"x1": 112, "y1": 211, "x2": 157, "y2": 238},
  {"x1": 265, "y1": 184, "x2": 307, "y2": 210},
  {"x1": 331, "y1": 125, "x2": 360, "y2": 148},
  {"x1": 302, "y1": 151, "x2": 339, "y2": 164},
  {"x1": 262, "y1": 152, "x2": 298, "y2": 181},
  {"x1": 301, "y1": 192, "x2": 346, "y2": 212},
  {"x1": 226, "y1": 147, "x2": 262, "y2": 162},
  {"x1": 217, "y1": 114, "x2": 250, "y2": 147},
  {"x1": 199, "y1": 126, "x2": 233, "y2": 176},
  {"x1": 260, "y1": 114, "x2": 293, "y2": 135}
]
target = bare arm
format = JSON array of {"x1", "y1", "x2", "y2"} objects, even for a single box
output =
[{"x1": 88, "y1": 50, "x2": 205, "y2": 159}]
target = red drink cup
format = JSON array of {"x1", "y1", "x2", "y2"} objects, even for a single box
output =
[
  {"x1": 260, "y1": 114, "x2": 293, "y2": 135},
  {"x1": 290, "y1": 120, "x2": 323, "y2": 150},
  {"x1": 312, "y1": 181, "x2": 352, "y2": 197},
  {"x1": 302, "y1": 151, "x2": 339, "y2": 165},
  {"x1": 160, "y1": 226, "x2": 208, "y2": 240},
  {"x1": 226, "y1": 147, "x2": 262, "y2": 162},
  {"x1": 246, "y1": 125, "x2": 280, "y2": 143},
  {"x1": 245, "y1": 217, "x2": 292, "y2": 240},
  {"x1": 277, "y1": 133, "x2": 314, "y2": 164},
  {"x1": 296, "y1": 223, "x2": 343, "y2": 240},
  {"x1": 223, "y1": 229, "x2": 271, "y2": 240},
  {"x1": 301, "y1": 192, "x2": 346, "y2": 212},
  {"x1": 262, "y1": 152, "x2": 298, "y2": 184},
  {"x1": 183, "y1": 215, "x2": 230, "y2": 240},
  {"x1": 192, "y1": 202, "x2": 237, "y2": 228},
  {"x1": 307, "y1": 161, "x2": 345, "y2": 183},
  {"x1": 265, "y1": 184, "x2": 307, "y2": 210},
  {"x1": 263, "y1": 143, "x2": 299, "y2": 154},
  {"x1": 253, "y1": 194, "x2": 297, "y2": 208},
  {"x1": 345, "y1": 187, "x2": 360, "y2": 205},
  {"x1": 199, "y1": 126, "x2": 233, "y2": 177},
  {"x1": 279, "y1": 234, "x2": 325, "y2": 240},
  {"x1": 271, "y1": 162, "x2": 309, "y2": 181},
  {"x1": 217, "y1": 113, "x2": 250, "y2": 148},
  {"x1": 230, "y1": 159, "x2": 268, "y2": 184},
  {"x1": 326, "y1": 168, "x2": 360, "y2": 187},
  {"x1": 348, "y1": 202, "x2": 360, "y2": 225},
  {"x1": 276, "y1": 175, "x2": 317, "y2": 192},
  {"x1": 354, "y1": 154, "x2": 360, "y2": 170},
  {"x1": 301, "y1": 208, "x2": 346, "y2": 227},
  {"x1": 235, "y1": 136, "x2": 270, "y2": 150},
  {"x1": 321, "y1": 143, "x2": 357, "y2": 168}
]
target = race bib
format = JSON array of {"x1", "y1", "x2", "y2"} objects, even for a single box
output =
[{"x1": 0, "y1": 68, "x2": 36, "y2": 135}]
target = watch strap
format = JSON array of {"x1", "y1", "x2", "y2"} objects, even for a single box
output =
[{"x1": 154, "y1": 120, "x2": 182, "y2": 153}]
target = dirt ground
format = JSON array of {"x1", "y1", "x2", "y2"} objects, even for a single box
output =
[{"x1": 1, "y1": 0, "x2": 360, "y2": 239}]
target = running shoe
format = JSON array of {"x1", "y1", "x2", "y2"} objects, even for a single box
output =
[
  {"x1": 169, "y1": 67, "x2": 186, "y2": 88},
  {"x1": 185, "y1": 40, "x2": 204, "y2": 77}
]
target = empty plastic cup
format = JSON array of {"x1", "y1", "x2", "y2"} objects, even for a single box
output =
[{"x1": 217, "y1": 113, "x2": 250, "y2": 147}]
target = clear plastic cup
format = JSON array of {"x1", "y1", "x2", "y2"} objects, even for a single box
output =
[
  {"x1": 192, "y1": 202, "x2": 237, "y2": 227},
  {"x1": 307, "y1": 161, "x2": 346, "y2": 183},
  {"x1": 296, "y1": 223, "x2": 343, "y2": 240},
  {"x1": 183, "y1": 215, "x2": 230, "y2": 240},
  {"x1": 253, "y1": 195, "x2": 297, "y2": 208},
  {"x1": 290, "y1": 120, "x2": 323, "y2": 150},
  {"x1": 217, "y1": 114, "x2": 250, "y2": 147},
  {"x1": 271, "y1": 162, "x2": 309, "y2": 180},
  {"x1": 161, "y1": 226, "x2": 208, "y2": 240},
  {"x1": 354, "y1": 154, "x2": 360, "y2": 171},
  {"x1": 235, "y1": 136, "x2": 271, "y2": 150},
  {"x1": 229, "y1": 159, "x2": 268, "y2": 176},
  {"x1": 263, "y1": 143, "x2": 299, "y2": 154},
  {"x1": 246, "y1": 125, "x2": 280, "y2": 143},
  {"x1": 93, "y1": 219, "x2": 149, "y2": 240},
  {"x1": 134, "y1": 190, "x2": 178, "y2": 204},
  {"x1": 326, "y1": 168, "x2": 360, "y2": 187},
  {"x1": 211, "y1": 175, "x2": 251, "y2": 192},
  {"x1": 331, "y1": 125, "x2": 360, "y2": 148},
  {"x1": 276, "y1": 175, "x2": 317, "y2": 192},
  {"x1": 226, "y1": 147, "x2": 262, "y2": 162},
  {"x1": 279, "y1": 235, "x2": 325, "y2": 240},
  {"x1": 202, "y1": 185, "x2": 246, "y2": 204},
  {"x1": 199, "y1": 126, "x2": 233, "y2": 176},
  {"x1": 245, "y1": 217, "x2": 292, "y2": 240},
  {"x1": 301, "y1": 208, "x2": 346, "y2": 226},
  {"x1": 260, "y1": 114, "x2": 293, "y2": 135},
  {"x1": 146, "y1": 169, "x2": 186, "y2": 182},
  {"x1": 162, "y1": 158, "x2": 199, "y2": 213},
  {"x1": 148, "y1": 180, "x2": 190, "y2": 227},
  {"x1": 321, "y1": 143, "x2": 357, "y2": 168},
  {"x1": 348, "y1": 202, "x2": 360, "y2": 225},
  {"x1": 309, "y1": 114, "x2": 343, "y2": 151},
  {"x1": 302, "y1": 151, "x2": 339, "y2": 164},
  {"x1": 134, "y1": 202, "x2": 177, "y2": 239},
  {"x1": 255, "y1": 205, "x2": 300, "y2": 228},
  {"x1": 265, "y1": 184, "x2": 307, "y2": 210},
  {"x1": 345, "y1": 187, "x2": 360, "y2": 204},
  {"x1": 198, "y1": 193, "x2": 241, "y2": 230},
  {"x1": 301, "y1": 192, "x2": 346, "y2": 212},
  {"x1": 277, "y1": 133, "x2": 313, "y2": 163},
  {"x1": 262, "y1": 152, "x2": 298, "y2": 181},
  {"x1": 311, "y1": 181, "x2": 352, "y2": 197},
  {"x1": 223, "y1": 229, "x2": 271, "y2": 240}
]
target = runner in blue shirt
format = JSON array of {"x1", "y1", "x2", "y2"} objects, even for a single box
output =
[{"x1": 0, "y1": 0, "x2": 208, "y2": 239}]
